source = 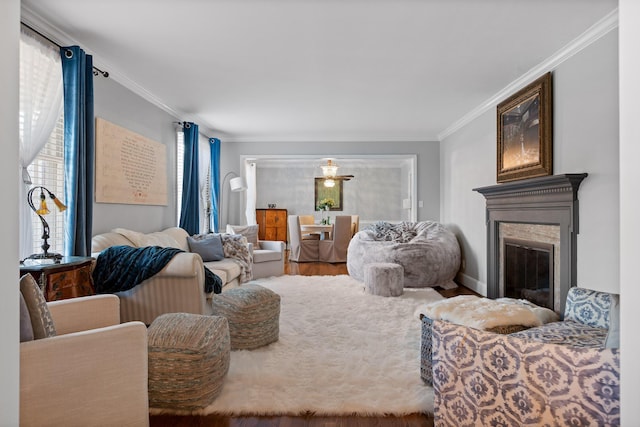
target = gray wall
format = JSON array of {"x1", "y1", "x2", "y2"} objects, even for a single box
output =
[
  {"x1": 221, "y1": 141, "x2": 440, "y2": 225},
  {"x1": 440, "y1": 30, "x2": 619, "y2": 295},
  {"x1": 91, "y1": 75, "x2": 440, "y2": 235},
  {"x1": 255, "y1": 162, "x2": 412, "y2": 225},
  {"x1": 92, "y1": 77, "x2": 180, "y2": 235}
]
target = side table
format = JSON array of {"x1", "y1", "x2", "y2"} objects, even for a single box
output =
[{"x1": 20, "y1": 256, "x2": 95, "y2": 301}]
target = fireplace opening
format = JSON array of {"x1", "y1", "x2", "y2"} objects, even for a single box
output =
[{"x1": 503, "y1": 238, "x2": 554, "y2": 310}]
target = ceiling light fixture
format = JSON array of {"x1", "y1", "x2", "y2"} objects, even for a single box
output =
[{"x1": 321, "y1": 159, "x2": 339, "y2": 178}]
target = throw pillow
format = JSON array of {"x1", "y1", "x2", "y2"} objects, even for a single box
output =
[
  {"x1": 605, "y1": 293, "x2": 620, "y2": 348},
  {"x1": 188, "y1": 234, "x2": 225, "y2": 261},
  {"x1": 112, "y1": 228, "x2": 180, "y2": 248},
  {"x1": 226, "y1": 224, "x2": 259, "y2": 248},
  {"x1": 19, "y1": 274, "x2": 56, "y2": 339},
  {"x1": 140, "y1": 232, "x2": 180, "y2": 248},
  {"x1": 19, "y1": 292, "x2": 34, "y2": 342}
]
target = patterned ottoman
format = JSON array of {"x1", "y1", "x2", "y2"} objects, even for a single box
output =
[
  {"x1": 147, "y1": 313, "x2": 230, "y2": 410},
  {"x1": 364, "y1": 262, "x2": 404, "y2": 297},
  {"x1": 418, "y1": 295, "x2": 559, "y2": 385},
  {"x1": 211, "y1": 284, "x2": 281, "y2": 350}
]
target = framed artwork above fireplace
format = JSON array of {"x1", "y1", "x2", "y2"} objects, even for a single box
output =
[{"x1": 496, "y1": 72, "x2": 553, "y2": 183}]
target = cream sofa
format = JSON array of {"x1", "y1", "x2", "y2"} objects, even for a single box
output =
[
  {"x1": 21, "y1": 293, "x2": 149, "y2": 426},
  {"x1": 91, "y1": 227, "x2": 249, "y2": 324}
]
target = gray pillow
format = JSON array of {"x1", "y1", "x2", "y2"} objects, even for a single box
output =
[
  {"x1": 226, "y1": 224, "x2": 259, "y2": 247},
  {"x1": 188, "y1": 234, "x2": 225, "y2": 261},
  {"x1": 19, "y1": 292, "x2": 34, "y2": 342},
  {"x1": 605, "y1": 293, "x2": 620, "y2": 348},
  {"x1": 19, "y1": 274, "x2": 56, "y2": 339}
]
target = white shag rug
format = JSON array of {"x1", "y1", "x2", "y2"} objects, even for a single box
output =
[{"x1": 150, "y1": 274, "x2": 443, "y2": 416}]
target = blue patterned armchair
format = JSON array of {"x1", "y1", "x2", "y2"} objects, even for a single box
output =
[{"x1": 430, "y1": 287, "x2": 620, "y2": 426}]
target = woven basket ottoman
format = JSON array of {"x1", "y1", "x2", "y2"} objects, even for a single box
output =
[
  {"x1": 211, "y1": 284, "x2": 281, "y2": 350},
  {"x1": 364, "y1": 262, "x2": 404, "y2": 297},
  {"x1": 148, "y1": 313, "x2": 230, "y2": 410}
]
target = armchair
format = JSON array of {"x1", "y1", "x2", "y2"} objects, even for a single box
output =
[
  {"x1": 226, "y1": 224, "x2": 285, "y2": 278},
  {"x1": 430, "y1": 287, "x2": 620, "y2": 426},
  {"x1": 20, "y1": 293, "x2": 149, "y2": 426}
]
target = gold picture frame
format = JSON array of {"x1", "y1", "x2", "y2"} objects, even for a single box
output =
[
  {"x1": 497, "y1": 72, "x2": 553, "y2": 183},
  {"x1": 314, "y1": 178, "x2": 343, "y2": 211}
]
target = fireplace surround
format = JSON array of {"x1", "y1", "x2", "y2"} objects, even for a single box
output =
[{"x1": 474, "y1": 174, "x2": 587, "y2": 314}]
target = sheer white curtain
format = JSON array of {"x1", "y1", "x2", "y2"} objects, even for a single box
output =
[
  {"x1": 244, "y1": 161, "x2": 257, "y2": 225},
  {"x1": 198, "y1": 134, "x2": 211, "y2": 233},
  {"x1": 19, "y1": 27, "x2": 63, "y2": 259}
]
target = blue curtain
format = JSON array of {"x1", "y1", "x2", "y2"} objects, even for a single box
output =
[
  {"x1": 60, "y1": 46, "x2": 94, "y2": 257},
  {"x1": 210, "y1": 138, "x2": 221, "y2": 232},
  {"x1": 179, "y1": 122, "x2": 199, "y2": 235}
]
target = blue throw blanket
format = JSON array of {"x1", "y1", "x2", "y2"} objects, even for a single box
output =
[{"x1": 93, "y1": 245, "x2": 222, "y2": 294}]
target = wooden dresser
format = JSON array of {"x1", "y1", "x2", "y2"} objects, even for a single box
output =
[
  {"x1": 20, "y1": 256, "x2": 95, "y2": 301},
  {"x1": 256, "y1": 208, "x2": 288, "y2": 242}
]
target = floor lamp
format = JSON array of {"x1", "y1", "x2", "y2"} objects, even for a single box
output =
[{"x1": 219, "y1": 172, "x2": 247, "y2": 232}]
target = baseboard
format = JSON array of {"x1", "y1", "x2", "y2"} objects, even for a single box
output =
[{"x1": 456, "y1": 272, "x2": 487, "y2": 296}]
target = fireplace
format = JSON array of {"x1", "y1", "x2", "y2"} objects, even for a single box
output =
[
  {"x1": 474, "y1": 174, "x2": 587, "y2": 314},
  {"x1": 503, "y1": 238, "x2": 554, "y2": 309}
]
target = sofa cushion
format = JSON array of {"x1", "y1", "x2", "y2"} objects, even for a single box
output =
[
  {"x1": 20, "y1": 274, "x2": 56, "y2": 339},
  {"x1": 159, "y1": 227, "x2": 191, "y2": 252},
  {"x1": 204, "y1": 258, "x2": 242, "y2": 285},
  {"x1": 112, "y1": 228, "x2": 180, "y2": 249},
  {"x1": 253, "y1": 249, "x2": 283, "y2": 263},
  {"x1": 227, "y1": 224, "x2": 259, "y2": 247},
  {"x1": 91, "y1": 232, "x2": 135, "y2": 254},
  {"x1": 509, "y1": 320, "x2": 608, "y2": 348},
  {"x1": 188, "y1": 234, "x2": 225, "y2": 261}
]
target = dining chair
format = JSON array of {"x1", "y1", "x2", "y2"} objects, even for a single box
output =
[
  {"x1": 350, "y1": 215, "x2": 360, "y2": 237},
  {"x1": 318, "y1": 216, "x2": 352, "y2": 263},
  {"x1": 299, "y1": 214, "x2": 321, "y2": 240},
  {"x1": 288, "y1": 215, "x2": 319, "y2": 262}
]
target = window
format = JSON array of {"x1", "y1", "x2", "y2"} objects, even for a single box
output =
[
  {"x1": 175, "y1": 128, "x2": 212, "y2": 233},
  {"x1": 176, "y1": 128, "x2": 184, "y2": 223},
  {"x1": 19, "y1": 26, "x2": 65, "y2": 256},
  {"x1": 26, "y1": 118, "x2": 65, "y2": 254}
]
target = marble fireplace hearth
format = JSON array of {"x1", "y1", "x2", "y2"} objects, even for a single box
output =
[{"x1": 474, "y1": 174, "x2": 587, "y2": 315}]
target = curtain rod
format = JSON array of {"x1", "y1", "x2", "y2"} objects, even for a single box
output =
[
  {"x1": 21, "y1": 22, "x2": 109, "y2": 78},
  {"x1": 173, "y1": 121, "x2": 219, "y2": 141}
]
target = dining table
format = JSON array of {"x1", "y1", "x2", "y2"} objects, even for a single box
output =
[{"x1": 300, "y1": 223, "x2": 334, "y2": 240}]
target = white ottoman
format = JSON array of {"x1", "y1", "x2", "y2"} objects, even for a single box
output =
[{"x1": 364, "y1": 262, "x2": 404, "y2": 297}]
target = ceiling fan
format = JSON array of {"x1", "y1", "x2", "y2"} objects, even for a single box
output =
[{"x1": 316, "y1": 159, "x2": 354, "y2": 187}]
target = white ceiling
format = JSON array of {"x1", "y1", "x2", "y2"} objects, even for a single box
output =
[{"x1": 21, "y1": 0, "x2": 618, "y2": 143}]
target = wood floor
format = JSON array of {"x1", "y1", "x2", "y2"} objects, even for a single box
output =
[{"x1": 150, "y1": 254, "x2": 477, "y2": 427}]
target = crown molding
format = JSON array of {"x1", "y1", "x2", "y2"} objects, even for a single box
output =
[
  {"x1": 438, "y1": 7, "x2": 619, "y2": 141},
  {"x1": 223, "y1": 134, "x2": 438, "y2": 143}
]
